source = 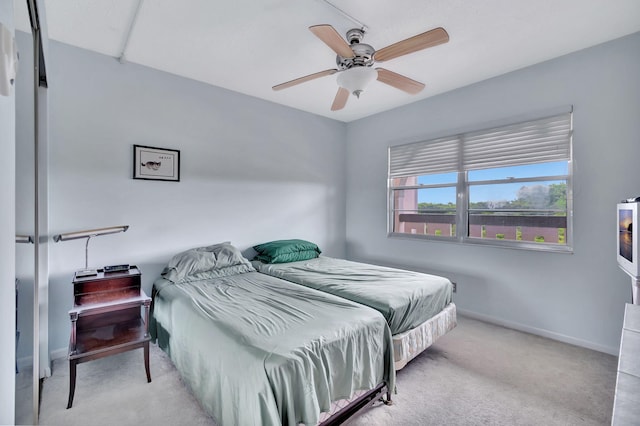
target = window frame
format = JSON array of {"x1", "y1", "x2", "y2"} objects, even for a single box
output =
[{"x1": 387, "y1": 110, "x2": 573, "y2": 253}]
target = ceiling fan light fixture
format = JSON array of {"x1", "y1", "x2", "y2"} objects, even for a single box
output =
[
  {"x1": 274, "y1": 24, "x2": 447, "y2": 110},
  {"x1": 337, "y1": 67, "x2": 378, "y2": 98}
]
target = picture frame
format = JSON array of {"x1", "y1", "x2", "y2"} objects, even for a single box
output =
[{"x1": 133, "y1": 145, "x2": 180, "y2": 182}]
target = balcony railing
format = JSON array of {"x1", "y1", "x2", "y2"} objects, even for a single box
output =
[{"x1": 396, "y1": 212, "x2": 567, "y2": 243}]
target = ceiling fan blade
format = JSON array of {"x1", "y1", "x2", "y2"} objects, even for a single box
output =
[
  {"x1": 272, "y1": 69, "x2": 338, "y2": 91},
  {"x1": 376, "y1": 68, "x2": 425, "y2": 94},
  {"x1": 309, "y1": 24, "x2": 354, "y2": 58},
  {"x1": 375, "y1": 27, "x2": 449, "y2": 62},
  {"x1": 331, "y1": 87, "x2": 349, "y2": 111}
]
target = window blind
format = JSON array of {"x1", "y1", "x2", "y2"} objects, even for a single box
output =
[
  {"x1": 463, "y1": 113, "x2": 572, "y2": 171},
  {"x1": 389, "y1": 111, "x2": 572, "y2": 178},
  {"x1": 388, "y1": 135, "x2": 460, "y2": 178}
]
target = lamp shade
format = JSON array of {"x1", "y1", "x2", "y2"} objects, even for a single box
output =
[
  {"x1": 53, "y1": 225, "x2": 129, "y2": 242},
  {"x1": 337, "y1": 67, "x2": 378, "y2": 98}
]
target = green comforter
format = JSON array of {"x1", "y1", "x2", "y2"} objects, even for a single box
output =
[
  {"x1": 151, "y1": 271, "x2": 395, "y2": 426},
  {"x1": 253, "y1": 257, "x2": 453, "y2": 335}
]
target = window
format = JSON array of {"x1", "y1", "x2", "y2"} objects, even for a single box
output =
[{"x1": 388, "y1": 110, "x2": 573, "y2": 252}]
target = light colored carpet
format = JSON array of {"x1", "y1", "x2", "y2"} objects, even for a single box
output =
[
  {"x1": 35, "y1": 316, "x2": 617, "y2": 426},
  {"x1": 350, "y1": 317, "x2": 617, "y2": 426}
]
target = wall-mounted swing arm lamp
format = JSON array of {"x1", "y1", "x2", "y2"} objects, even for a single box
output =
[{"x1": 53, "y1": 225, "x2": 129, "y2": 277}]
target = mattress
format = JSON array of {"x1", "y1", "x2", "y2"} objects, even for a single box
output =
[
  {"x1": 150, "y1": 271, "x2": 395, "y2": 426},
  {"x1": 393, "y1": 302, "x2": 457, "y2": 370},
  {"x1": 252, "y1": 257, "x2": 454, "y2": 336}
]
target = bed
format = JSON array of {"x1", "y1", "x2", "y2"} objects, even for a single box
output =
[
  {"x1": 150, "y1": 242, "x2": 395, "y2": 426},
  {"x1": 251, "y1": 240, "x2": 457, "y2": 370}
]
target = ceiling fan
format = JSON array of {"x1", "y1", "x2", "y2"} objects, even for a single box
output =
[{"x1": 272, "y1": 24, "x2": 449, "y2": 111}]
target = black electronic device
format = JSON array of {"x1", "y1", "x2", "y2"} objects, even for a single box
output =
[{"x1": 103, "y1": 264, "x2": 130, "y2": 273}]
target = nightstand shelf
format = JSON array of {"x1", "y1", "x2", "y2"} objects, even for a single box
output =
[
  {"x1": 69, "y1": 312, "x2": 149, "y2": 360},
  {"x1": 67, "y1": 266, "x2": 151, "y2": 409}
]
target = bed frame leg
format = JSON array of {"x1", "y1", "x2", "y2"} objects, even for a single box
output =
[{"x1": 382, "y1": 390, "x2": 393, "y2": 406}]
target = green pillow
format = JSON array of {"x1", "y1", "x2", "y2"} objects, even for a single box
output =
[
  {"x1": 255, "y1": 249, "x2": 320, "y2": 264},
  {"x1": 253, "y1": 239, "x2": 321, "y2": 264}
]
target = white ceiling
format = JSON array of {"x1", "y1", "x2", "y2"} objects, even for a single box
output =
[{"x1": 15, "y1": 0, "x2": 640, "y2": 122}]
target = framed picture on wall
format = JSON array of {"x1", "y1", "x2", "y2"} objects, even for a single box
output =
[{"x1": 133, "y1": 145, "x2": 180, "y2": 182}]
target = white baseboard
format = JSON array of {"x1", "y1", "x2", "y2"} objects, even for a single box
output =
[
  {"x1": 16, "y1": 348, "x2": 67, "y2": 377},
  {"x1": 16, "y1": 356, "x2": 52, "y2": 377},
  {"x1": 16, "y1": 355, "x2": 32, "y2": 371},
  {"x1": 457, "y1": 308, "x2": 619, "y2": 356},
  {"x1": 50, "y1": 347, "x2": 67, "y2": 361}
]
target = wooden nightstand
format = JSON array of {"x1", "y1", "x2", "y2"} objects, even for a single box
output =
[{"x1": 67, "y1": 266, "x2": 151, "y2": 409}]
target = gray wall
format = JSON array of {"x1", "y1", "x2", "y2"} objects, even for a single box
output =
[
  {"x1": 37, "y1": 41, "x2": 347, "y2": 353},
  {"x1": 0, "y1": 2, "x2": 16, "y2": 422},
  {"x1": 345, "y1": 32, "x2": 640, "y2": 354}
]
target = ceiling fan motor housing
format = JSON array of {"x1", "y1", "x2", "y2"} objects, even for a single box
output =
[
  {"x1": 346, "y1": 28, "x2": 365, "y2": 43},
  {"x1": 336, "y1": 28, "x2": 375, "y2": 70}
]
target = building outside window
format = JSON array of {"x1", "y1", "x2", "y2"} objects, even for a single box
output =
[{"x1": 388, "y1": 109, "x2": 573, "y2": 252}]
